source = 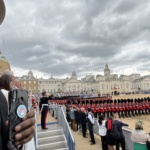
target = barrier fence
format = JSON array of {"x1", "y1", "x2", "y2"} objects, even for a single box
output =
[
  {"x1": 57, "y1": 105, "x2": 76, "y2": 150},
  {"x1": 34, "y1": 110, "x2": 38, "y2": 150}
]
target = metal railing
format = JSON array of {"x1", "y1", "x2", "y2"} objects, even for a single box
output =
[
  {"x1": 34, "y1": 109, "x2": 38, "y2": 150},
  {"x1": 57, "y1": 105, "x2": 76, "y2": 150}
]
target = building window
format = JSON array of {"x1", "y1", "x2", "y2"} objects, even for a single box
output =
[
  {"x1": 24, "y1": 81, "x2": 26, "y2": 84},
  {"x1": 34, "y1": 86, "x2": 36, "y2": 90},
  {"x1": 29, "y1": 81, "x2": 31, "y2": 84},
  {"x1": 34, "y1": 81, "x2": 36, "y2": 84}
]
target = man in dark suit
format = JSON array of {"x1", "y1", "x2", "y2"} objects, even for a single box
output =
[{"x1": 80, "y1": 107, "x2": 87, "y2": 138}]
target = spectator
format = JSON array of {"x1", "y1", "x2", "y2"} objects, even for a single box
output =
[
  {"x1": 14, "y1": 78, "x2": 23, "y2": 89},
  {"x1": 146, "y1": 133, "x2": 150, "y2": 150},
  {"x1": 80, "y1": 107, "x2": 87, "y2": 138},
  {"x1": 0, "y1": 72, "x2": 35, "y2": 149},
  {"x1": 70, "y1": 105, "x2": 76, "y2": 131},
  {"x1": 75, "y1": 107, "x2": 80, "y2": 131},
  {"x1": 106, "y1": 117, "x2": 115, "y2": 150},
  {"x1": 66, "y1": 105, "x2": 71, "y2": 123},
  {"x1": 113, "y1": 113, "x2": 128, "y2": 150},
  {"x1": 131, "y1": 121, "x2": 149, "y2": 150},
  {"x1": 87, "y1": 108, "x2": 95, "y2": 145},
  {"x1": 98, "y1": 115, "x2": 108, "y2": 150}
]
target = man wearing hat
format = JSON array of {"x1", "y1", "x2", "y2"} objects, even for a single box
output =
[{"x1": 87, "y1": 108, "x2": 95, "y2": 145}]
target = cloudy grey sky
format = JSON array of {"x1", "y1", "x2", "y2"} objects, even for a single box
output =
[{"x1": 0, "y1": 0, "x2": 150, "y2": 79}]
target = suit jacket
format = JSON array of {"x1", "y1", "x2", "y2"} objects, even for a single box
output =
[
  {"x1": 0, "y1": 90, "x2": 9, "y2": 150},
  {"x1": 80, "y1": 111, "x2": 87, "y2": 124}
]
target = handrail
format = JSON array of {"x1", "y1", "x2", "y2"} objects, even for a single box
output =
[
  {"x1": 34, "y1": 109, "x2": 38, "y2": 150},
  {"x1": 57, "y1": 105, "x2": 76, "y2": 150},
  {"x1": 60, "y1": 106, "x2": 75, "y2": 143}
]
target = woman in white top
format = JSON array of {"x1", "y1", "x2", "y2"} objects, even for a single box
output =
[{"x1": 98, "y1": 115, "x2": 109, "y2": 150}]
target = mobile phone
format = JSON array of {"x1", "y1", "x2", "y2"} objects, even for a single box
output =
[{"x1": 8, "y1": 89, "x2": 28, "y2": 141}]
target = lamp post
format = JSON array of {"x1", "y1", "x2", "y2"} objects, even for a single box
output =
[{"x1": 0, "y1": 0, "x2": 5, "y2": 24}]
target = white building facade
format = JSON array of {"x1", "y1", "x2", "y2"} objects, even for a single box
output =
[{"x1": 19, "y1": 64, "x2": 150, "y2": 96}]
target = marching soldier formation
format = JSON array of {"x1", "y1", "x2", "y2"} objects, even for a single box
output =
[{"x1": 51, "y1": 97, "x2": 150, "y2": 118}]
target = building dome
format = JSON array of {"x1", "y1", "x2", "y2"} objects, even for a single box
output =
[
  {"x1": 71, "y1": 71, "x2": 77, "y2": 80},
  {"x1": 0, "y1": 0, "x2": 6, "y2": 25},
  {"x1": 28, "y1": 70, "x2": 33, "y2": 77}
]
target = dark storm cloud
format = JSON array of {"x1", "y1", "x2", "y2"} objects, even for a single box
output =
[{"x1": 0, "y1": 0, "x2": 150, "y2": 77}]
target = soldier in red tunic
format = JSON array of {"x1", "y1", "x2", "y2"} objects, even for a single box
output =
[
  {"x1": 128, "y1": 99, "x2": 132, "y2": 117},
  {"x1": 103, "y1": 101, "x2": 107, "y2": 117},
  {"x1": 124, "y1": 99, "x2": 128, "y2": 117},
  {"x1": 138, "y1": 98, "x2": 142, "y2": 116},
  {"x1": 99, "y1": 101, "x2": 104, "y2": 116},
  {"x1": 141, "y1": 98, "x2": 145, "y2": 115},
  {"x1": 110, "y1": 100, "x2": 114, "y2": 116},
  {"x1": 141, "y1": 98, "x2": 146, "y2": 115},
  {"x1": 114, "y1": 99, "x2": 117, "y2": 113},
  {"x1": 118, "y1": 99, "x2": 122, "y2": 118},
  {"x1": 82, "y1": 103, "x2": 87, "y2": 110},
  {"x1": 93, "y1": 103, "x2": 97, "y2": 118},
  {"x1": 148, "y1": 98, "x2": 150, "y2": 114},
  {"x1": 98, "y1": 102, "x2": 101, "y2": 118},
  {"x1": 121, "y1": 99, "x2": 125, "y2": 118},
  {"x1": 134, "y1": 99, "x2": 139, "y2": 116},
  {"x1": 106, "y1": 100, "x2": 111, "y2": 117},
  {"x1": 145, "y1": 98, "x2": 149, "y2": 115},
  {"x1": 95, "y1": 101, "x2": 99, "y2": 118},
  {"x1": 131, "y1": 99, "x2": 135, "y2": 117}
]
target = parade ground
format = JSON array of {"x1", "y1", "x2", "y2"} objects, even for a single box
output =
[{"x1": 36, "y1": 94, "x2": 150, "y2": 150}]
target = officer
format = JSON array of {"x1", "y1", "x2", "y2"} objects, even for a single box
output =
[{"x1": 39, "y1": 91, "x2": 51, "y2": 129}]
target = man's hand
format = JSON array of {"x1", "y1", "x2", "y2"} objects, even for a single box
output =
[{"x1": 14, "y1": 110, "x2": 35, "y2": 145}]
